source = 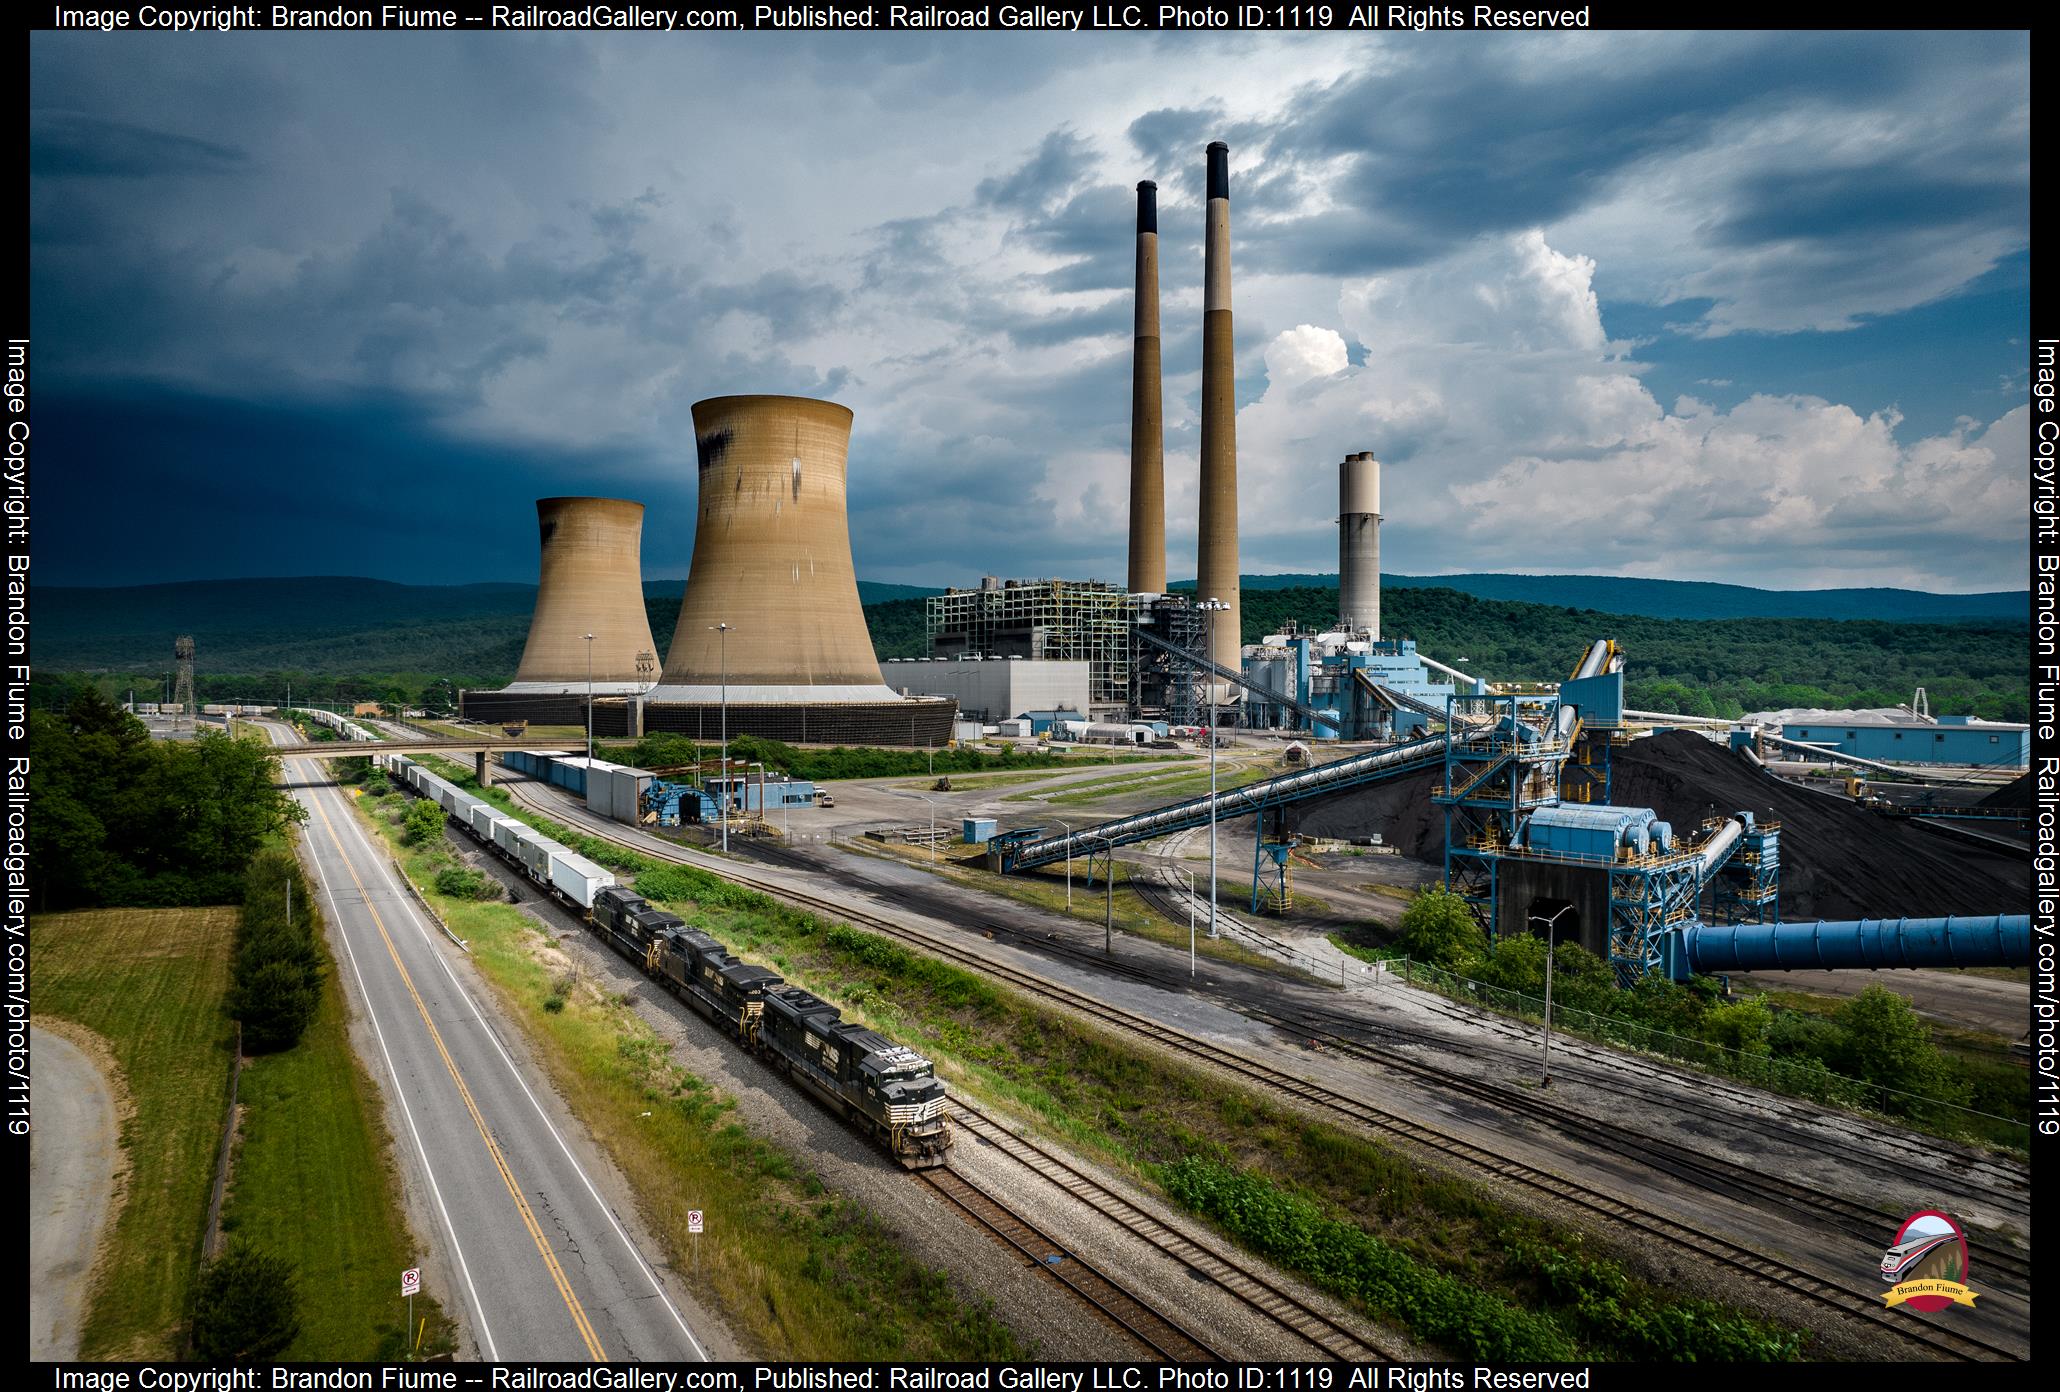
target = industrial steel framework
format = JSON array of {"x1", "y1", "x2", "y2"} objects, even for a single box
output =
[
  {"x1": 1132, "y1": 599, "x2": 1206, "y2": 727},
  {"x1": 1436, "y1": 693, "x2": 1571, "y2": 938},
  {"x1": 1604, "y1": 844, "x2": 1707, "y2": 986},
  {"x1": 1707, "y1": 820, "x2": 1782, "y2": 926},
  {"x1": 926, "y1": 580, "x2": 1139, "y2": 711},
  {"x1": 1559, "y1": 729, "x2": 1617, "y2": 805}
]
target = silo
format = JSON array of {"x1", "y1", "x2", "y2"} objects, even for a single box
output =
[
  {"x1": 1197, "y1": 141, "x2": 1241, "y2": 684},
  {"x1": 1338, "y1": 453, "x2": 1381, "y2": 638},
  {"x1": 645, "y1": 395, "x2": 955, "y2": 746}
]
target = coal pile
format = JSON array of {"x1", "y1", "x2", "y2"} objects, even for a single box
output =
[
  {"x1": 1293, "y1": 732, "x2": 2027, "y2": 922},
  {"x1": 1611, "y1": 732, "x2": 2026, "y2": 921},
  {"x1": 1981, "y1": 773, "x2": 2032, "y2": 808}
]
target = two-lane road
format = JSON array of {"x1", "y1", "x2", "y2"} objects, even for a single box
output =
[{"x1": 267, "y1": 724, "x2": 712, "y2": 1361}]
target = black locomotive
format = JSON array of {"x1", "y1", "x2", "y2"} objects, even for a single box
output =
[{"x1": 586, "y1": 887, "x2": 951, "y2": 1167}]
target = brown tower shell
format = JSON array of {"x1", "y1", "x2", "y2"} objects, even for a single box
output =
[
  {"x1": 1128, "y1": 180, "x2": 1166, "y2": 595},
  {"x1": 658, "y1": 395, "x2": 892, "y2": 692},
  {"x1": 511, "y1": 497, "x2": 659, "y2": 688}
]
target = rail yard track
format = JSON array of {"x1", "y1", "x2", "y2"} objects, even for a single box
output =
[
  {"x1": 497, "y1": 773, "x2": 2025, "y2": 1362},
  {"x1": 948, "y1": 1097, "x2": 1400, "y2": 1362},
  {"x1": 914, "y1": 1165, "x2": 1224, "y2": 1362}
]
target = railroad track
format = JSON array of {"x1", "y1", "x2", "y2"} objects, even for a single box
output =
[
  {"x1": 497, "y1": 774, "x2": 2024, "y2": 1362},
  {"x1": 914, "y1": 1166, "x2": 1223, "y2": 1362},
  {"x1": 948, "y1": 1097, "x2": 1399, "y2": 1362},
  {"x1": 1280, "y1": 1002, "x2": 2035, "y2": 1289}
]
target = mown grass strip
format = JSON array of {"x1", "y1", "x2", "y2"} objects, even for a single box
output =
[
  {"x1": 219, "y1": 935, "x2": 452, "y2": 1359},
  {"x1": 34, "y1": 908, "x2": 238, "y2": 1359}
]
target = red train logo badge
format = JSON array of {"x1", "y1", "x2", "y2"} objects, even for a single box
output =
[{"x1": 1880, "y1": 1211, "x2": 1978, "y2": 1313}]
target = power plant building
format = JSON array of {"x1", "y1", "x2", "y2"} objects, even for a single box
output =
[
  {"x1": 461, "y1": 496, "x2": 659, "y2": 735},
  {"x1": 882, "y1": 657, "x2": 1092, "y2": 727},
  {"x1": 642, "y1": 395, "x2": 955, "y2": 747}
]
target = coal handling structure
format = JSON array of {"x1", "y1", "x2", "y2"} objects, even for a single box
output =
[
  {"x1": 996, "y1": 638, "x2": 2029, "y2": 987},
  {"x1": 643, "y1": 395, "x2": 955, "y2": 748}
]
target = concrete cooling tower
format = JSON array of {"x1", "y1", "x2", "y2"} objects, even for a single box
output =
[
  {"x1": 460, "y1": 496, "x2": 659, "y2": 734},
  {"x1": 645, "y1": 395, "x2": 956, "y2": 747}
]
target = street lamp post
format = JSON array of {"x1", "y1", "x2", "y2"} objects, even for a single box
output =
[
  {"x1": 1198, "y1": 598, "x2": 1230, "y2": 940},
  {"x1": 583, "y1": 632, "x2": 596, "y2": 766},
  {"x1": 916, "y1": 793, "x2": 940, "y2": 863},
  {"x1": 713, "y1": 623, "x2": 731, "y2": 854},
  {"x1": 1536, "y1": 902, "x2": 1574, "y2": 1087}
]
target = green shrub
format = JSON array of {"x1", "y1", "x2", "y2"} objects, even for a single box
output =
[
  {"x1": 189, "y1": 1240, "x2": 302, "y2": 1360},
  {"x1": 401, "y1": 799, "x2": 446, "y2": 846},
  {"x1": 1396, "y1": 888, "x2": 1488, "y2": 970},
  {"x1": 227, "y1": 849, "x2": 324, "y2": 1053},
  {"x1": 433, "y1": 867, "x2": 500, "y2": 901}
]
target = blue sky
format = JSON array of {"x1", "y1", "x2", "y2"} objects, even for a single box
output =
[{"x1": 31, "y1": 30, "x2": 2030, "y2": 591}]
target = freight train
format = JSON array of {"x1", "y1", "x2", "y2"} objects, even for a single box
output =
[{"x1": 372, "y1": 751, "x2": 952, "y2": 1167}]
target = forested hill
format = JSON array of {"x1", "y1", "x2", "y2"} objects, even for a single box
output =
[
  {"x1": 1227, "y1": 586, "x2": 2027, "y2": 723},
  {"x1": 36, "y1": 575, "x2": 2026, "y2": 722},
  {"x1": 1172, "y1": 573, "x2": 2027, "y2": 623}
]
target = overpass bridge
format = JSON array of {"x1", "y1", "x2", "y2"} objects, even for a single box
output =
[{"x1": 268, "y1": 738, "x2": 582, "y2": 761}]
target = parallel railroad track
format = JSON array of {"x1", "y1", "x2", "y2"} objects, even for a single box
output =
[
  {"x1": 498, "y1": 775, "x2": 2024, "y2": 1362},
  {"x1": 949, "y1": 1097, "x2": 1400, "y2": 1362},
  {"x1": 914, "y1": 1166, "x2": 1223, "y2": 1362},
  {"x1": 1276, "y1": 1003, "x2": 2034, "y2": 1289}
]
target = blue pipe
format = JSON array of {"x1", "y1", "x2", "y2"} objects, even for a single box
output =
[{"x1": 1682, "y1": 916, "x2": 2030, "y2": 974}]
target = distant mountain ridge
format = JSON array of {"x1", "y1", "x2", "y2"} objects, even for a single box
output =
[
  {"x1": 1173, "y1": 572, "x2": 2026, "y2": 622},
  {"x1": 35, "y1": 571, "x2": 2019, "y2": 676}
]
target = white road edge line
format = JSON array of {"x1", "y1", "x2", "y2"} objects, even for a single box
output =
[
  {"x1": 341, "y1": 749, "x2": 711, "y2": 1362},
  {"x1": 277, "y1": 742, "x2": 500, "y2": 1361}
]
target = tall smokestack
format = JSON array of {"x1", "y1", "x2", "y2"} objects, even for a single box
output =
[
  {"x1": 512, "y1": 497, "x2": 659, "y2": 688},
  {"x1": 1127, "y1": 180, "x2": 1165, "y2": 596},
  {"x1": 1339, "y1": 452, "x2": 1382, "y2": 639},
  {"x1": 1197, "y1": 141, "x2": 1241, "y2": 684}
]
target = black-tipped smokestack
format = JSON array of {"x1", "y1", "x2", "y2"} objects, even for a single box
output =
[
  {"x1": 1128, "y1": 180, "x2": 1165, "y2": 595},
  {"x1": 1197, "y1": 142, "x2": 1240, "y2": 682}
]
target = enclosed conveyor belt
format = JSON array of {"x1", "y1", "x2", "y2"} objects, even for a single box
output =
[
  {"x1": 1351, "y1": 669, "x2": 1467, "y2": 727},
  {"x1": 1680, "y1": 915, "x2": 2030, "y2": 975},
  {"x1": 1000, "y1": 732, "x2": 1448, "y2": 873},
  {"x1": 1755, "y1": 731, "x2": 2010, "y2": 783},
  {"x1": 1134, "y1": 627, "x2": 1339, "y2": 727}
]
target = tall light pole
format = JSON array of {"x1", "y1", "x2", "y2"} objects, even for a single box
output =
[
  {"x1": 583, "y1": 632, "x2": 596, "y2": 766},
  {"x1": 1198, "y1": 597, "x2": 1230, "y2": 939},
  {"x1": 1536, "y1": 902, "x2": 1574, "y2": 1088},
  {"x1": 917, "y1": 793, "x2": 939, "y2": 863},
  {"x1": 713, "y1": 623, "x2": 731, "y2": 854}
]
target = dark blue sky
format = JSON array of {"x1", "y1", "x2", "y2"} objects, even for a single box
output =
[{"x1": 31, "y1": 30, "x2": 2030, "y2": 592}]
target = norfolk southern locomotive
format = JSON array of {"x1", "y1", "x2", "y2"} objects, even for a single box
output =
[{"x1": 375, "y1": 750, "x2": 952, "y2": 1167}]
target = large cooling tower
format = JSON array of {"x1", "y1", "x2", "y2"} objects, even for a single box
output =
[
  {"x1": 1197, "y1": 141, "x2": 1241, "y2": 680},
  {"x1": 511, "y1": 497, "x2": 660, "y2": 689},
  {"x1": 1338, "y1": 453, "x2": 1381, "y2": 639},
  {"x1": 645, "y1": 396, "x2": 954, "y2": 746},
  {"x1": 1127, "y1": 180, "x2": 1166, "y2": 596}
]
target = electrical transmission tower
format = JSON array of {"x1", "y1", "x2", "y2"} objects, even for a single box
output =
[{"x1": 172, "y1": 635, "x2": 196, "y2": 729}]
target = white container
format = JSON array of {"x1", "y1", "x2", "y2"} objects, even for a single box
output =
[
  {"x1": 548, "y1": 851, "x2": 614, "y2": 909},
  {"x1": 492, "y1": 818, "x2": 526, "y2": 858}
]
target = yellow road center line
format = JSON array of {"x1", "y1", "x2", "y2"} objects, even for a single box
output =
[{"x1": 306, "y1": 790, "x2": 608, "y2": 1362}]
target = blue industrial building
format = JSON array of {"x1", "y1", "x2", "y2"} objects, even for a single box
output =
[
  {"x1": 1242, "y1": 635, "x2": 1490, "y2": 740},
  {"x1": 1782, "y1": 716, "x2": 2028, "y2": 770}
]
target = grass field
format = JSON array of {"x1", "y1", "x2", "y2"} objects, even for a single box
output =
[
  {"x1": 348, "y1": 781, "x2": 1024, "y2": 1360},
  {"x1": 34, "y1": 908, "x2": 238, "y2": 1358},
  {"x1": 219, "y1": 943, "x2": 451, "y2": 1358}
]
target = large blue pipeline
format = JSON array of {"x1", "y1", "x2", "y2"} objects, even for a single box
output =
[{"x1": 1673, "y1": 915, "x2": 2029, "y2": 977}]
